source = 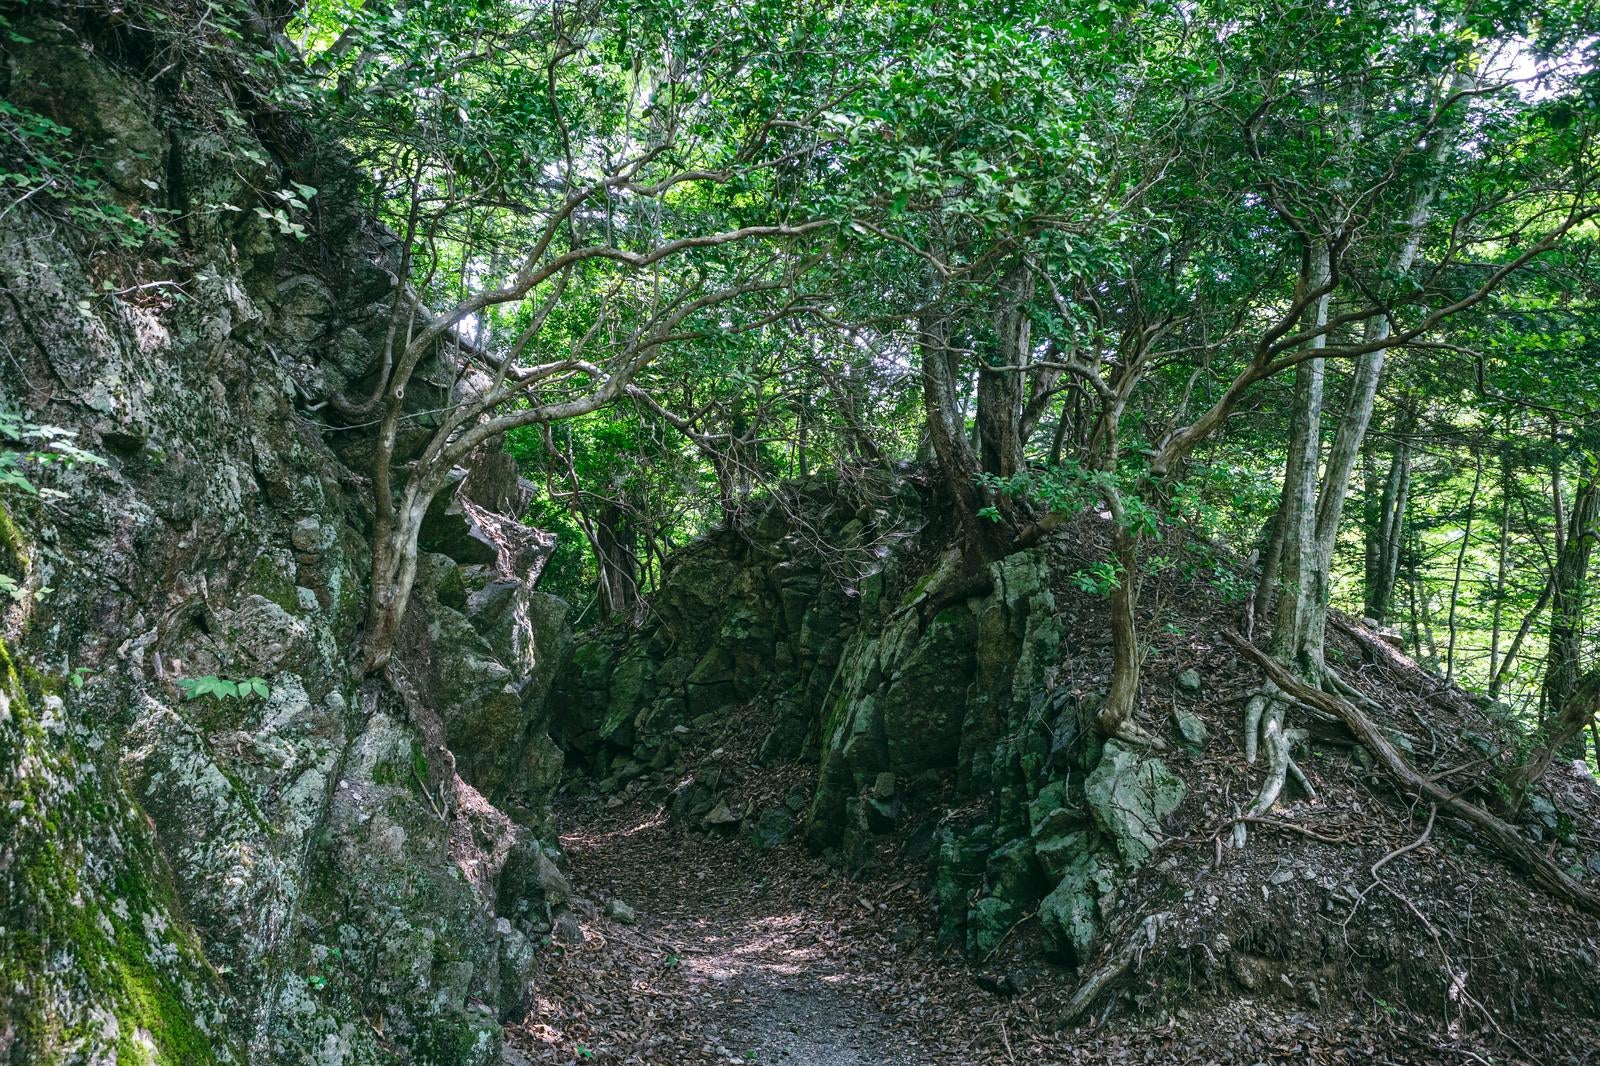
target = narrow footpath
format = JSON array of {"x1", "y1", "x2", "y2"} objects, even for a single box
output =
[{"x1": 503, "y1": 713, "x2": 1391, "y2": 1065}]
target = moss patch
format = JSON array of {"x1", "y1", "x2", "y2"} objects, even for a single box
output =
[{"x1": 0, "y1": 635, "x2": 231, "y2": 1063}]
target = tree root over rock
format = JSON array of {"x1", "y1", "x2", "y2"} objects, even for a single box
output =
[
  {"x1": 1056, "y1": 911, "x2": 1172, "y2": 1027},
  {"x1": 1225, "y1": 629, "x2": 1600, "y2": 917}
]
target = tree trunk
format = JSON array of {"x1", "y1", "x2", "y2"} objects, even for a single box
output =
[
  {"x1": 976, "y1": 264, "x2": 1033, "y2": 481},
  {"x1": 594, "y1": 498, "x2": 640, "y2": 619},
  {"x1": 1444, "y1": 448, "x2": 1483, "y2": 682},
  {"x1": 1266, "y1": 242, "x2": 1332, "y2": 682},
  {"x1": 1269, "y1": 100, "x2": 1449, "y2": 673},
  {"x1": 1502, "y1": 467, "x2": 1599, "y2": 805},
  {"x1": 1093, "y1": 522, "x2": 1146, "y2": 739},
  {"x1": 1363, "y1": 428, "x2": 1412, "y2": 622},
  {"x1": 919, "y1": 314, "x2": 1009, "y2": 564},
  {"x1": 1489, "y1": 433, "x2": 1512, "y2": 679},
  {"x1": 1503, "y1": 668, "x2": 1600, "y2": 808},
  {"x1": 1489, "y1": 569, "x2": 1554, "y2": 701},
  {"x1": 1543, "y1": 469, "x2": 1598, "y2": 722}
]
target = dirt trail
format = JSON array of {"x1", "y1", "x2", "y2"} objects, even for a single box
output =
[
  {"x1": 504, "y1": 702, "x2": 1469, "y2": 1066},
  {"x1": 507, "y1": 789, "x2": 942, "y2": 1065},
  {"x1": 503, "y1": 778, "x2": 1405, "y2": 1066}
]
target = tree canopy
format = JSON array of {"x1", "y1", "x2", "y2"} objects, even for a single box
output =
[{"x1": 280, "y1": 0, "x2": 1600, "y2": 784}]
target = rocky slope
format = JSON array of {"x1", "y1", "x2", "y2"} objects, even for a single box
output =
[
  {"x1": 1, "y1": 8, "x2": 569, "y2": 1063},
  {"x1": 549, "y1": 474, "x2": 1600, "y2": 1059},
  {"x1": 551, "y1": 473, "x2": 1188, "y2": 967}
]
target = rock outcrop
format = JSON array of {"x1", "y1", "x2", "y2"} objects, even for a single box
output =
[
  {"x1": 548, "y1": 475, "x2": 1187, "y2": 971},
  {"x1": 1, "y1": 9, "x2": 568, "y2": 1063}
]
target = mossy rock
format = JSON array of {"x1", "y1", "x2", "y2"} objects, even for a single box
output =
[
  {"x1": 1038, "y1": 848, "x2": 1119, "y2": 966},
  {"x1": 1084, "y1": 741, "x2": 1185, "y2": 868}
]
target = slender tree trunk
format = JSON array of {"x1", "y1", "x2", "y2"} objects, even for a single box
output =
[
  {"x1": 1444, "y1": 448, "x2": 1484, "y2": 682},
  {"x1": 1414, "y1": 522, "x2": 1439, "y2": 668},
  {"x1": 1504, "y1": 668, "x2": 1600, "y2": 808},
  {"x1": 919, "y1": 315, "x2": 1008, "y2": 564},
  {"x1": 1490, "y1": 570, "x2": 1555, "y2": 700},
  {"x1": 1489, "y1": 430, "x2": 1512, "y2": 678},
  {"x1": 1271, "y1": 94, "x2": 1452, "y2": 673},
  {"x1": 1545, "y1": 470, "x2": 1598, "y2": 719},
  {"x1": 1405, "y1": 544, "x2": 1424, "y2": 655},
  {"x1": 1094, "y1": 522, "x2": 1145, "y2": 739},
  {"x1": 976, "y1": 264, "x2": 1032, "y2": 481},
  {"x1": 1238, "y1": 243, "x2": 1332, "y2": 831},
  {"x1": 1502, "y1": 467, "x2": 1600, "y2": 804},
  {"x1": 1364, "y1": 428, "x2": 1411, "y2": 622},
  {"x1": 1267, "y1": 242, "x2": 1332, "y2": 682},
  {"x1": 1254, "y1": 488, "x2": 1288, "y2": 631},
  {"x1": 594, "y1": 499, "x2": 639, "y2": 619}
]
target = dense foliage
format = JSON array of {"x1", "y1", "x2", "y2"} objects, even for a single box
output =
[{"x1": 274, "y1": 0, "x2": 1600, "y2": 772}]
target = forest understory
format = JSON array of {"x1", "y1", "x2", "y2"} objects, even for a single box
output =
[
  {"x1": 517, "y1": 533, "x2": 1600, "y2": 1065},
  {"x1": 5, "y1": 1, "x2": 1600, "y2": 1064}
]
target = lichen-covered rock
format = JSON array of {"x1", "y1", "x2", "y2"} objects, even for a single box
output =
[
  {"x1": 1, "y1": 639, "x2": 236, "y2": 1064},
  {"x1": 1084, "y1": 742, "x2": 1186, "y2": 868},
  {"x1": 880, "y1": 607, "x2": 977, "y2": 775},
  {"x1": 0, "y1": 12, "x2": 571, "y2": 1062},
  {"x1": 1038, "y1": 847, "x2": 1119, "y2": 966},
  {"x1": 750, "y1": 807, "x2": 796, "y2": 848},
  {"x1": 930, "y1": 825, "x2": 993, "y2": 946},
  {"x1": 1172, "y1": 707, "x2": 1208, "y2": 750}
]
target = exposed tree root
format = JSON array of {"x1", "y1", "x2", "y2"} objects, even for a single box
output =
[
  {"x1": 1324, "y1": 666, "x2": 1385, "y2": 715},
  {"x1": 1237, "y1": 686, "x2": 1314, "y2": 846},
  {"x1": 1056, "y1": 912, "x2": 1171, "y2": 1027},
  {"x1": 894, "y1": 547, "x2": 996, "y2": 628},
  {"x1": 1225, "y1": 629, "x2": 1600, "y2": 917},
  {"x1": 1111, "y1": 716, "x2": 1167, "y2": 750}
]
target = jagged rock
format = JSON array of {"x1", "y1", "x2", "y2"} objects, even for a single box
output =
[
  {"x1": 291, "y1": 515, "x2": 324, "y2": 551},
  {"x1": 931, "y1": 825, "x2": 993, "y2": 945},
  {"x1": 606, "y1": 899, "x2": 638, "y2": 925},
  {"x1": 1172, "y1": 707, "x2": 1208, "y2": 749},
  {"x1": 8, "y1": 24, "x2": 166, "y2": 197},
  {"x1": 986, "y1": 837, "x2": 1045, "y2": 904},
  {"x1": 496, "y1": 920, "x2": 539, "y2": 1020},
  {"x1": 420, "y1": 473, "x2": 501, "y2": 565},
  {"x1": 552, "y1": 912, "x2": 585, "y2": 946},
  {"x1": 966, "y1": 895, "x2": 1019, "y2": 958},
  {"x1": 1175, "y1": 668, "x2": 1203, "y2": 694},
  {"x1": 757, "y1": 692, "x2": 811, "y2": 763},
  {"x1": 881, "y1": 607, "x2": 978, "y2": 774},
  {"x1": 969, "y1": 835, "x2": 1046, "y2": 953},
  {"x1": 751, "y1": 807, "x2": 796, "y2": 848},
  {"x1": 1038, "y1": 848, "x2": 1120, "y2": 966},
  {"x1": 961, "y1": 552, "x2": 1061, "y2": 795},
  {"x1": 499, "y1": 838, "x2": 571, "y2": 920},
  {"x1": 863, "y1": 771, "x2": 901, "y2": 832},
  {"x1": 0, "y1": 18, "x2": 577, "y2": 1056},
  {"x1": 1028, "y1": 778, "x2": 1080, "y2": 835},
  {"x1": 1085, "y1": 742, "x2": 1186, "y2": 867},
  {"x1": 703, "y1": 799, "x2": 742, "y2": 830}
]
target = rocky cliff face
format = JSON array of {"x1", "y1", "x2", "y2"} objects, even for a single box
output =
[
  {"x1": 549, "y1": 473, "x2": 1187, "y2": 969},
  {"x1": 1, "y1": 9, "x2": 568, "y2": 1063}
]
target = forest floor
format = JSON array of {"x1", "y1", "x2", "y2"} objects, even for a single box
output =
[
  {"x1": 503, "y1": 791, "x2": 1376, "y2": 1065},
  {"x1": 502, "y1": 709, "x2": 1517, "y2": 1065}
]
